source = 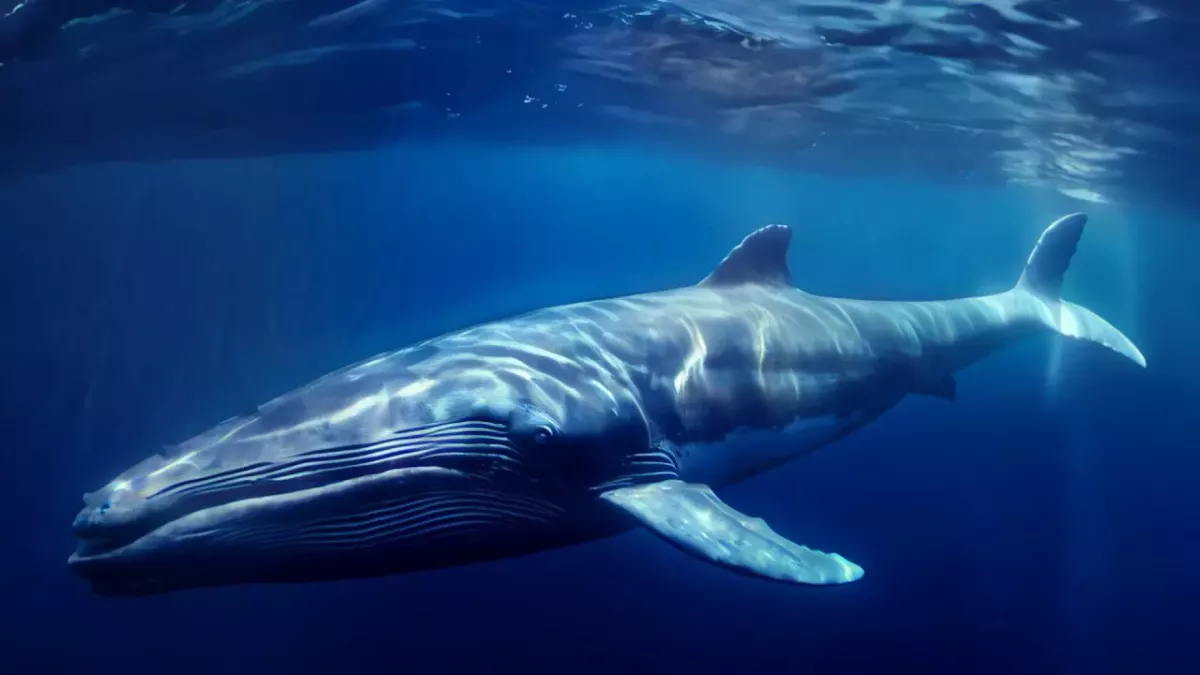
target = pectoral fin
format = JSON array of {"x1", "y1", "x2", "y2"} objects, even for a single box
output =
[{"x1": 601, "y1": 480, "x2": 863, "y2": 585}]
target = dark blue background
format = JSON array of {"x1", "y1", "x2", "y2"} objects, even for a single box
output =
[{"x1": 0, "y1": 142, "x2": 1194, "y2": 674}]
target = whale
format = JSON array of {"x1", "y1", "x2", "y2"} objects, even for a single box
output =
[{"x1": 68, "y1": 212, "x2": 1144, "y2": 596}]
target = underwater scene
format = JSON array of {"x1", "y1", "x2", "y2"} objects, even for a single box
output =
[{"x1": 1, "y1": 1, "x2": 1197, "y2": 674}]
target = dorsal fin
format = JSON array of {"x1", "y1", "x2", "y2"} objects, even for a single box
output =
[{"x1": 698, "y1": 224, "x2": 793, "y2": 287}]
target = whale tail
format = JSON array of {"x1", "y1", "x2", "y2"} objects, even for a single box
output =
[{"x1": 1013, "y1": 213, "x2": 1145, "y2": 368}]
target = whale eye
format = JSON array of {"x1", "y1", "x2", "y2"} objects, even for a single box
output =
[{"x1": 510, "y1": 403, "x2": 559, "y2": 447}]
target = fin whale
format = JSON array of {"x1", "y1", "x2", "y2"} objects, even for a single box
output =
[{"x1": 68, "y1": 212, "x2": 1142, "y2": 595}]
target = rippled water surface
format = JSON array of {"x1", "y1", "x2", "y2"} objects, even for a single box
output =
[{"x1": 3, "y1": 0, "x2": 1198, "y2": 208}]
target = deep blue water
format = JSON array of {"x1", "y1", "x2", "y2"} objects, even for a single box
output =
[{"x1": 3, "y1": 2, "x2": 1200, "y2": 675}]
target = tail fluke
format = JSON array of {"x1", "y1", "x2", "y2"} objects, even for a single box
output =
[
  {"x1": 1056, "y1": 301, "x2": 1146, "y2": 367},
  {"x1": 1014, "y1": 212, "x2": 1146, "y2": 368}
]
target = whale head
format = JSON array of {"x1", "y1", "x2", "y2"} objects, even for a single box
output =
[{"x1": 68, "y1": 334, "x2": 648, "y2": 596}]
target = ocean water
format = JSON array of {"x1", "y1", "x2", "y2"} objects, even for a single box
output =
[{"x1": 1, "y1": 3, "x2": 1198, "y2": 675}]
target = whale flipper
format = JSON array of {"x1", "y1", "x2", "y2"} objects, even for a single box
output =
[{"x1": 601, "y1": 480, "x2": 863, "y2": 585}]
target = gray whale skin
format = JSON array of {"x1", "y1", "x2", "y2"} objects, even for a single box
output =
[{"x1": 69, "y1": 213, "x2": 1144, "y2": 596}]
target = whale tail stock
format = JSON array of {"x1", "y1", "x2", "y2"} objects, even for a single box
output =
[{"x1": 1013, "y1": 212, "x2": 1145, "y2": 368}]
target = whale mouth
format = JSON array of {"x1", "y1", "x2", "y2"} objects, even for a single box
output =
[
  {"x1": 72, "y1": 535, "x2": 128, "y2": 559},
  {"x1": 69, "y1": 463, "x2": 571, "y2": 597},
  {"x1": 69, "y1": 419, "x2": 530, "y2": 594}
]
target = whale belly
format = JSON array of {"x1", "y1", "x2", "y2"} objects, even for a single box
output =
[{"x1": 672, "y1": 415, "x2": 847, "y2": 487}]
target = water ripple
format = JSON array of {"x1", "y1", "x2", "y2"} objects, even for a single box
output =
[{"x1": 0, "y1": 0, "x2": 1194, "y2": 207}]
